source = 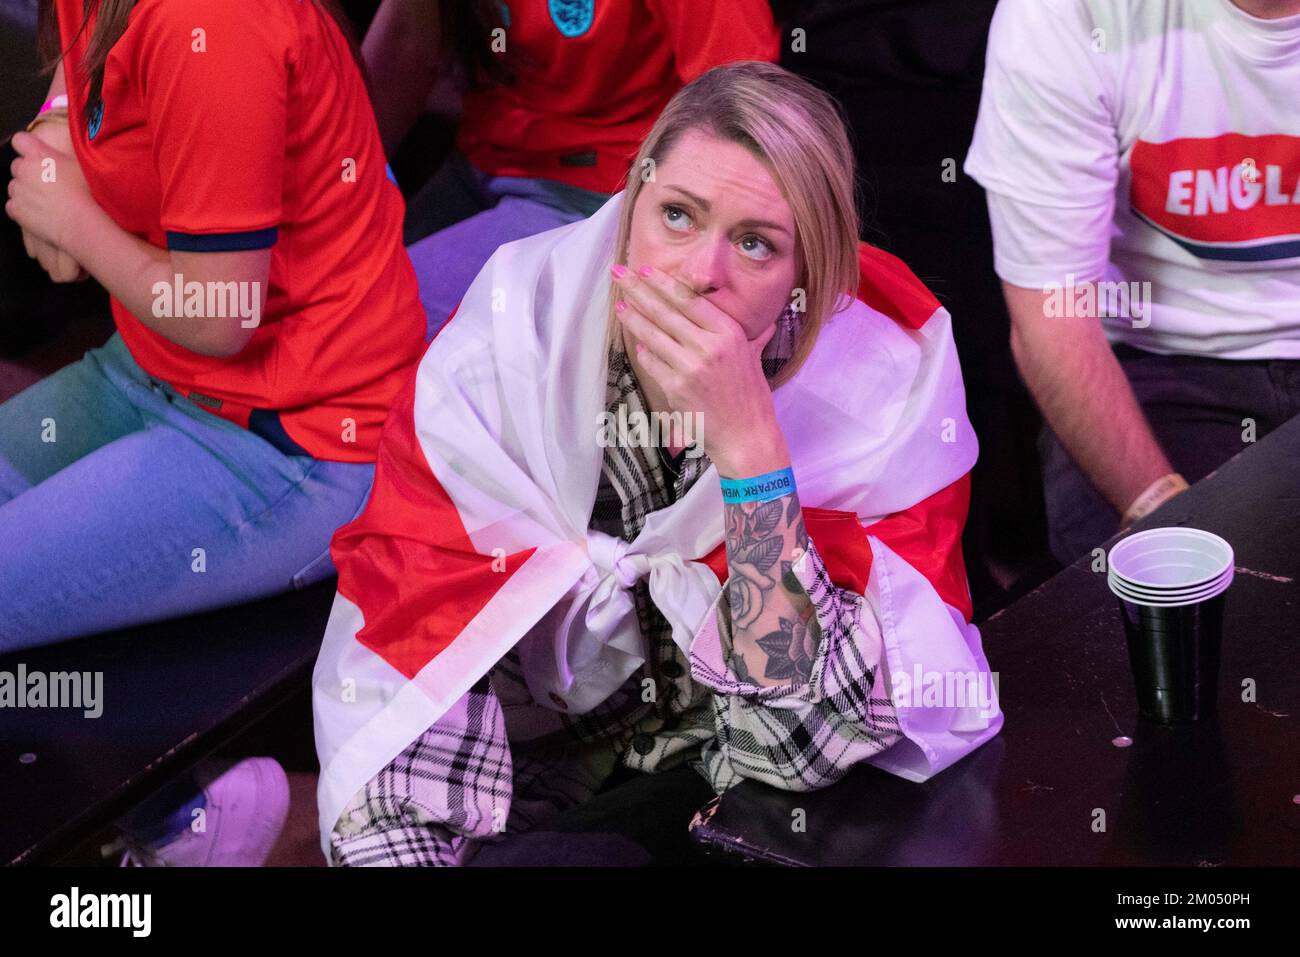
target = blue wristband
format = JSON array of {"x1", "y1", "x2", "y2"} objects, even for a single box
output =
[{"x1": 719, "y1": 466, "x2": 796, "y2": 504}]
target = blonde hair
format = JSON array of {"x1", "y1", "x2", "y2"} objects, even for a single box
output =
[{"x1": 603, "y1": 60, "x2": 861, "y2": 390}]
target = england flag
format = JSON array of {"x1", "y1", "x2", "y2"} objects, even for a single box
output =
[{"x1": 312, "y1": 190, "x2": 1003, "y2": 851}]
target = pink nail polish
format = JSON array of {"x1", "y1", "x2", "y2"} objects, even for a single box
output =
[
  {"x1": 610, "y1": 263, "x2": 628, "y2": 279},
  {"x1": 638, "y1": 265, "x2": 653, "y2": 277},
  {"x1": 615, "y1": 300, "x2": 627, "y2": 313}
]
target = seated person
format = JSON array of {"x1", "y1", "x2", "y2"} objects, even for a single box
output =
[
  {"x1": 364, "y1": 0, "x2": 780, "y2": 339},
  {"x1": 965, "y1": 0, "x2": 1300, "y2": 565},
  {"x1": 312, "y1": 61, "x2": 1003, "y2": 866},
  {"x1": 3, "y1": 0, "x2": 425, "y2": 864}
]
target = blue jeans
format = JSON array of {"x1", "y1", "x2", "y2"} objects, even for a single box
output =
[
  {"x1": 403, "y1": 149, "x2": 612, "y2": 340},
  {"x1": 0, "y1": 331, "x2": 375, "y2": 652}
]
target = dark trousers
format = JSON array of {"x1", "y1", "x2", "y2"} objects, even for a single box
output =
[
  {"x1": 466, "y1": 762, "x2": 724, "y2": 867},
  {"x1": 1040, "y1": 343, "x2": 1300, "y2": 565}
]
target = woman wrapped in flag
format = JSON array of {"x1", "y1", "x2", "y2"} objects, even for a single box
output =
[{"x1": 312, "y1": 61, "x2": 1003, "y2": 866}]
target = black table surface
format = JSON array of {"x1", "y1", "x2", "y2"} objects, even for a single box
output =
[
  {"x1": 690, "y1": 414, "x2": 1300, "y2": 866},
  {"x1": 0, "y1": 579, "x2": 337, "y2": 865}
]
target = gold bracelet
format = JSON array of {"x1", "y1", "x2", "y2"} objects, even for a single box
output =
[
  {"x1": 1120, "y1": 472, "x2": 1189, "y2": 528},
  {"x1": 25, "y1": 106, "x2": 69, "y2": 134}
]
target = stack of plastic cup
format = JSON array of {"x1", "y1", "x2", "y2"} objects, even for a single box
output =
[{"x1": 1106, "y1": 527, "x2": 1234, "y2": 724}]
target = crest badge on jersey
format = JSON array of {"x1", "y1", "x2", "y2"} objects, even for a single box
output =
[
  {"x1": 87, "y1": 97, "x2": 104, "y2": 141},
  {"x1": 548, "y1": 0, "x2": 593, "y2": 37}
]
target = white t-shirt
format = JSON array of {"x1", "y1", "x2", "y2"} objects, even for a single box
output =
[{"x1": 965, "y1": 0, "x2": 1300, "y2": 359}]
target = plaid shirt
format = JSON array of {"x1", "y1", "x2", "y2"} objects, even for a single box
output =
[{"x1": 329, "y1": 310, "x2": 903, "y2": 865}]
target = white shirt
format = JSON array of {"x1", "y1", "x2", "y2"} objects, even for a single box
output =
[{"x1": 965, "y1": 0, "x2": 1300, "y2": 359}]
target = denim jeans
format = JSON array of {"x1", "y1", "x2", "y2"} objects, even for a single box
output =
[
  {"x1": 1039, "y1": 342, "x2": 1300, "y2": 566},
  {"x1": 403, "y1": 149, "x2": 612, "y2": 340},
  {"x1": 0, "y1": 331, "x2": 375, "y2": 651}
]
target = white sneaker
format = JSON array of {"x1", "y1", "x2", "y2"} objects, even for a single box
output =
[{"x1": 114, "y1": 757, "x2": 290, "y2": 867}]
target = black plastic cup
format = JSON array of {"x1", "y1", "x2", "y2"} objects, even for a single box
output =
[
  {"x1": 1115, "y1": 591, "x2": 1225, "y2": 724},
  {"x1": 1108, "y1": 527, "x2": 1233, "y2": 725}
]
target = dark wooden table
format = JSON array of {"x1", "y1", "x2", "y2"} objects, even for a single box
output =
[
  {"x1": 0, "y1": 579, "x2": 337, "y2": 865},
  {"x1": 689, "y1": 414, "x2": 1300, "y2": 866}
]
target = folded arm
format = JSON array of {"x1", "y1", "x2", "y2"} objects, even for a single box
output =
[{"x1": 690, "y1": 530, "x2": 904, "y2": 793}]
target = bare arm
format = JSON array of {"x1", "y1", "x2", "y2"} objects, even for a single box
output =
[
  {"x1": 10, "y1": 132, "x2": 268, "y2": 357},
  {"x1": 19, "y1": 60, "x2": 87, "y2": 281},
  {"x1": 362, "y1": 0, "x2": 443, "y2": 157},
  {"x1": 59, "y1": 204, "x2": 269, "y2": 358},
  {"x1": 29, "y1": 60, "x2": 73, "y2": 156},
  {"x1": 12, "y1": 57, "x2": 267, "y2": 356},
  {"x1": 720, "y1": 486, "x2": 816, "y2": 688},
  {"x1": 47, "y1": 59, "x2": 68, "y2": 101},
  {"x1": 710, "y1": 426, "x2": 815, "y2": 689},
  {"x1": 1003, "y1": 280, "x2": 1174, "y2": 518}
]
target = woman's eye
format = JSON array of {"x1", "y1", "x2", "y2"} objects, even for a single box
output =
[
  {"x1": 662, "y1": 204, "x2": 691, "y2": 232},
  {"x1": 740, "y1": 235, "x2": 775, "y2": 262}
]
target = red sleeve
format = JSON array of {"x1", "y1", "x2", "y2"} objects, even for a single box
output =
[
  {"x1": 133, "y1": 0, "x2": 288, "y2": 251},
  {"x1": 645, "y1": 0, "x2": 781, "y2": 83}
]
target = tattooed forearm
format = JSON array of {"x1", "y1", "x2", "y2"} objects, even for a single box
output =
[{"x1": 719, "y1": 488, "x2": 821, "y2": 687}]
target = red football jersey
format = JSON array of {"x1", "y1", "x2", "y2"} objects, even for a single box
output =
[
  {"x1": 457, "y1": 0, "x2": 781, "y2": 193},
  {"x1": 55, "y1": 0, "x2": 426, "y2": 461}
]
